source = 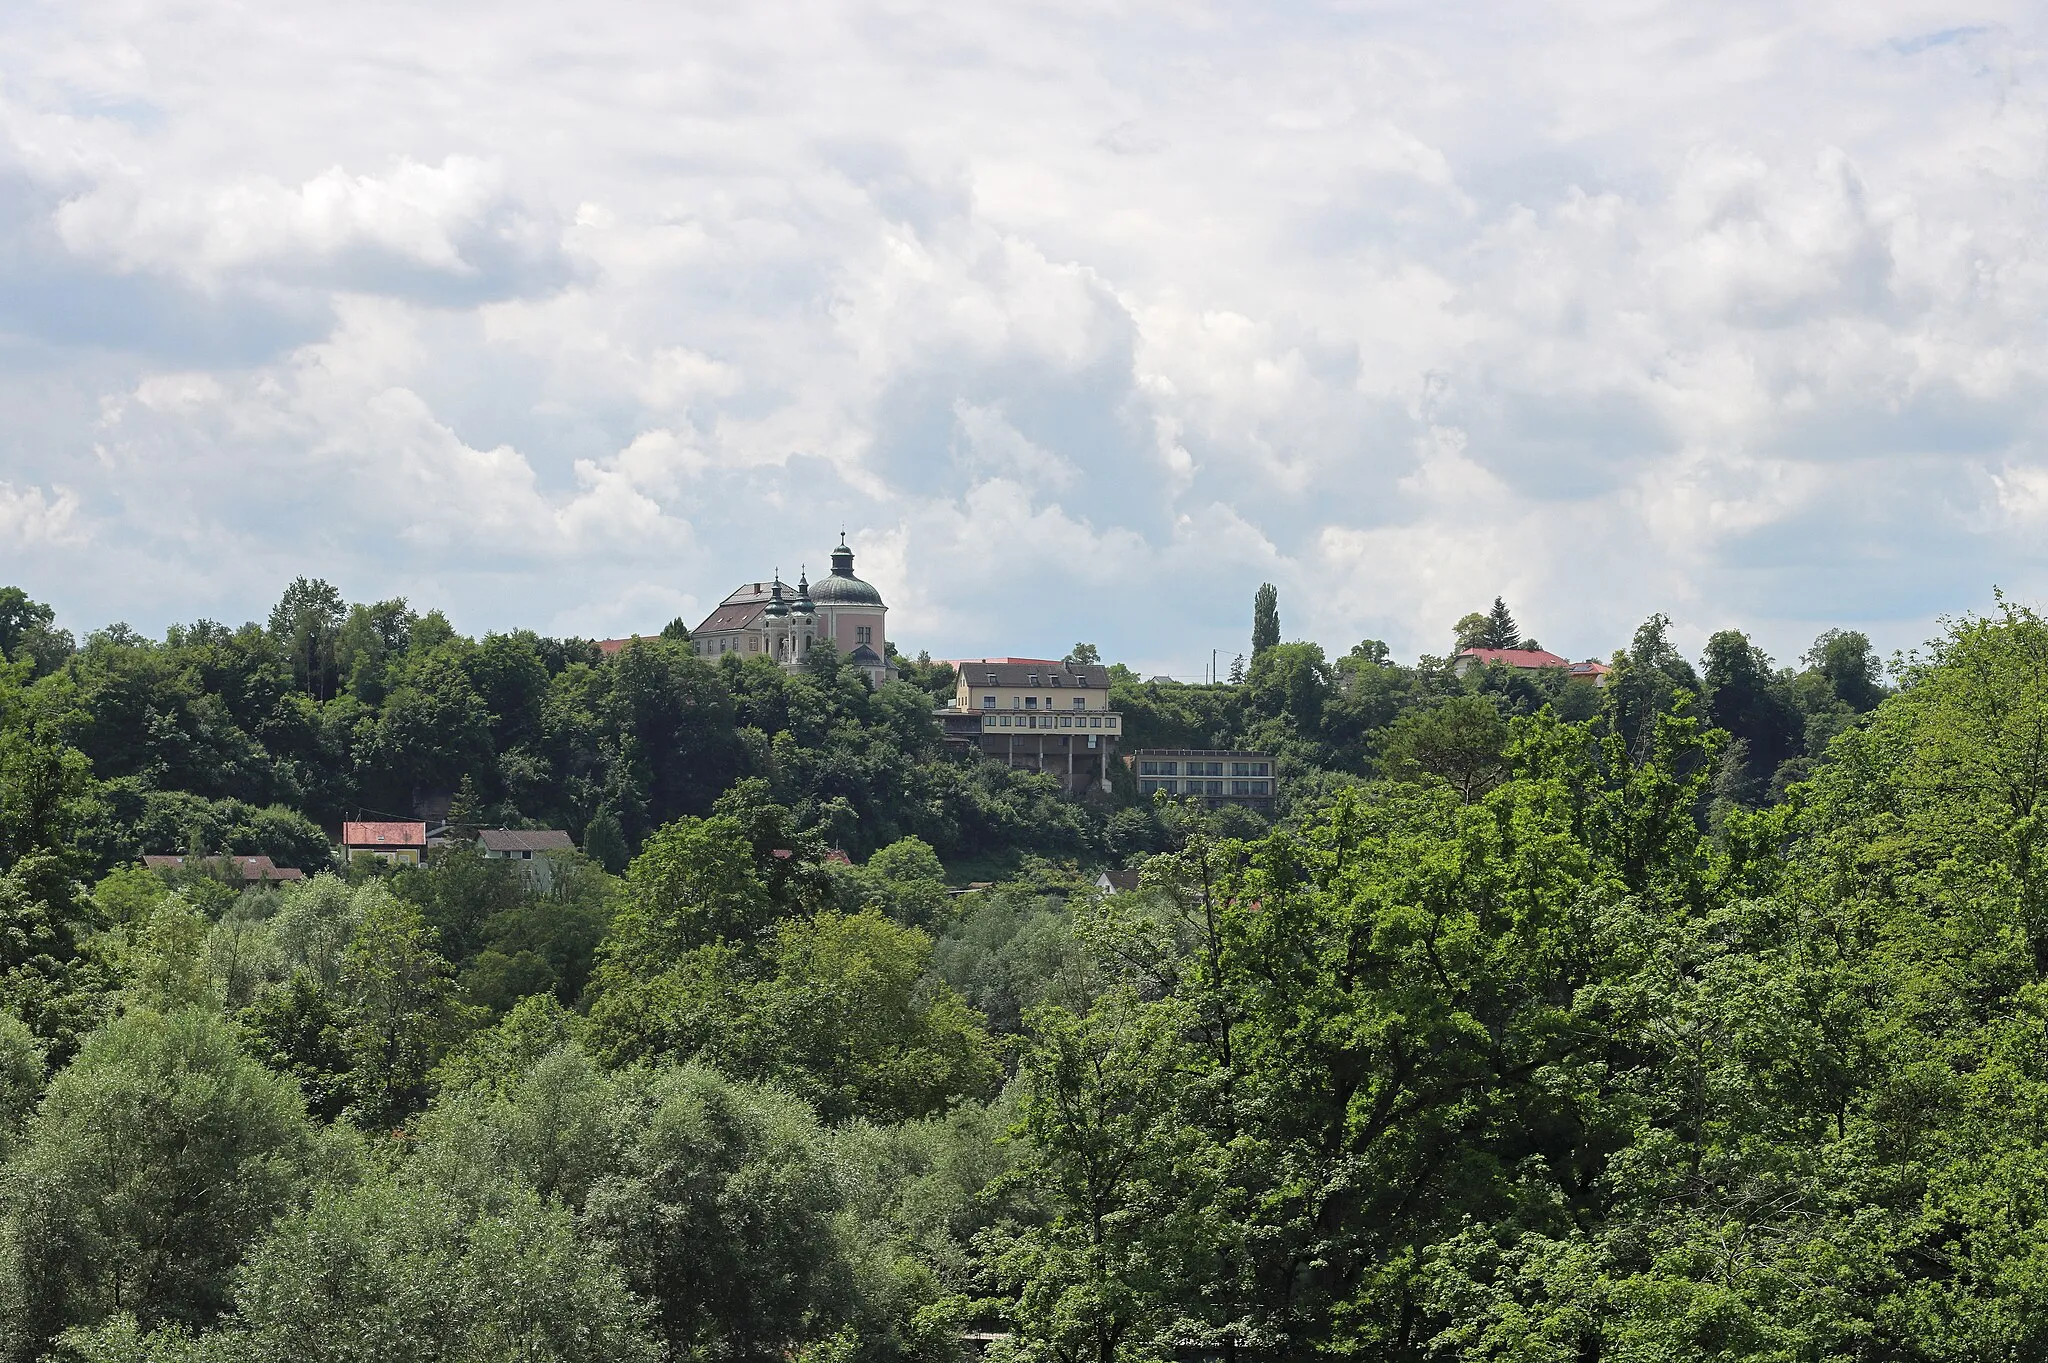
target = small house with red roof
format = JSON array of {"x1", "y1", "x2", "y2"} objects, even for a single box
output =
[
  {"x1": 1454, "y1": 647, "x2": 1570, "y2": 676},
  {"x1": 1455, "y1": 648, "x2": 1611, "y2": 687},
  {"x1": 342, "y1": 821, "x2": 429, "y2": 865}
]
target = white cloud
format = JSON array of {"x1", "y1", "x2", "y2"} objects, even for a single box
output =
[
  {"x1": 0, "y1": 483, "x2": 85, "y2": 547},
  {"x1": 1, "y1": 0, "x2": 2047, "y2": 666}
]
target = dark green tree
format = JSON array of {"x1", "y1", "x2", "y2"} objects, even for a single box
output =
[
  {"x1": 267, "y1": 579, "x2": 346, "y2": 703},
  {"x1": 1251, "y1": 584, "x2": 1279, "y2": 656},
  {"x1": 1477, "y1": 596, "x2": 1523, "y2": 650}
]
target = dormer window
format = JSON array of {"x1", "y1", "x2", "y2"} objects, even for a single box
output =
[
  {"x1": 1027, "y1": 673, "x2": 1038, "y2": 686},
  {"x1": 1075, "y1": 675, "x2": 1088, "y2": 687},
  {"x1": 986, "y1": 673, "x2": 997, "y2": 685},
  {"x1": 1049, "y1": 676, "x2": 1061, "y2": 687}
]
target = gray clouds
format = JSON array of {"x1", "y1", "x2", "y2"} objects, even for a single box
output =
[{"x1": 1, "y1": 0, "x2": 2045, "y2": 672}]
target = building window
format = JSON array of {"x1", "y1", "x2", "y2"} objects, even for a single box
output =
[
  {"x1": 855, "y1": 626, "x2": 872, "y2": 645},
  {"x1": 1109, "y1": 717, "x2": 1117, "y2": 729},
  {"x1": 1075, "y1": 675, "x2": 1088, "y2": 687},
  {"x1": 986, "y1": 673, "x2": 997, "y2": 684},
  {"x1": 1026, "y1": 697, "x2": 1037, "y2": 710},
  {"x1": 1091, "y1": 716, "x2": 1101, "y2": 728},
  {"x1": 1049, "y1": 676, "x2": 1061, "y2": 687},
  {"x1": 749, "y1": 637, "x2": 759, "y2": 651},
  {"x1": 1072, "y1": 698, "x2": 1085, "y2": 709},
  {"x1": 982, "y1": 696, "x2": 996, "y2": 710},
  {"x1": 1027, "y1": 673, "x2": 1038, "y2": 686},
  {"x1": 1013, "y1": 697, "x2": 1021, "y2": 709}
]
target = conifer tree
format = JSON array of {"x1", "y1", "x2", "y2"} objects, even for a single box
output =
[{"x1": 1252, "y1": 584, "x2": 1279, "y2": 656}]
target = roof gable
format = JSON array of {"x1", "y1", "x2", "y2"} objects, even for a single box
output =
[
  {"x1": 1457, "y1": 647, "x2": 1570, "y2": 669},
  {"x1": 342, "y1": 821, "x2": 428, "y2": 846},
  {"x1": 478, "y1": 829, "x2": 577, "y2": 853}
]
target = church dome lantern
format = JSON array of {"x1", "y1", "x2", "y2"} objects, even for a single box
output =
[{"x1": 808, "y1": 535, "x2": 885, "y2": 606}]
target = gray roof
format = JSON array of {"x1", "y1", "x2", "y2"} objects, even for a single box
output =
[
  {"x1": 957, "y1": 660, "x2": 1110, "y2": 688},
  {"x1": 478, "y1": 829, "x2": 577, "y2": 853}
]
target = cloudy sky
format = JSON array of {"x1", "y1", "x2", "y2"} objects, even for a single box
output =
[{"x1": 2, "y1": 1, "x2": 2044, "y2": 675}]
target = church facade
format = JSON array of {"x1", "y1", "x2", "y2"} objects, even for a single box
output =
[{"x1": 689, "y1": 537, "x2": 894, "y2": 686}]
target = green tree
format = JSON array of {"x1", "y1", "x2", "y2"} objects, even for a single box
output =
[
  {"x1": 1377, "y1": 695, "x2": 1509, "y2": 802},
  {"x1": 1453, "y1": 612, "x2": 1490, "y2": 651},
  {"x1": 1251, "y1": 584, "x2": 1279, "y2": 657},
  {"x1": 1477, "y1": 596, "x2": 1523, "y2": 650},
  {"x1": 0, "y1": 1014, "x2": 41, "y2": 1163},
  {"x1": 1603, "y1": 612, "x2": 1702, "y2": 761},
  {"x1": 582, "y1": 806, "x2": 629, "y2": 875},
  {"x1": 1700, "y1": 628, "x2": 1803, "y2": 805},
  {"x1": 580, "y1": 1064, "x2": 853, "y2": 1359},
  {"x1": 267, "y1": 580, "x2": 346, "y2": 703},
  {"x1": 1066, "y1": 643, "x2": 1101, "y2": 666},
  {"x1": 337, "y1": 894, "x2": 474, "y2": 1127},
  {"x1": 993, "y1": 988, "x2": 1214, "y2": 1363},
  {"x1": 0, "y1": 1008, "x2": 312, "y2": 1354},
  {"x1": 1805, "y1": 627, "x2": 1886, "y2": 712}
]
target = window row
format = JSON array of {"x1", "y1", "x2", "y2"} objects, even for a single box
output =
[
  {"x1": 981, "y1": 696, "x2": 1092, "y2": 711},
  {"x1": 985, "y1": 672, "x2": 1090, "y2": 688},
  {"x1": 1138, "y1": 779, "x2": 1271, "y2": 797},
  {"x1": 986, "y1": 714, "x2": 1117, "y2": 730},
  {"x1": 1135, "y1": 760, "x2": 1271, "y2": 778}
]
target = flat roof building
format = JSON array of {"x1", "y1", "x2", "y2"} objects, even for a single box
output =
[{"x1": 1127, "y1": 749, "x2": 1276, "y2": 811}]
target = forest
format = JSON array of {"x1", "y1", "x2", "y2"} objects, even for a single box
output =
[{"x1": 6, "y1": 575, "x2": 2045, "y2": 1361}]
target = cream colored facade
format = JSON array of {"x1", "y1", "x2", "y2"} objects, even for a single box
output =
[{"x1": 937, "y1": 658, "x2": 1121, "y2": 794}]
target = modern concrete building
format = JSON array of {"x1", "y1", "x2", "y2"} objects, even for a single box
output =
[
  {"x1": 1128, "y1": 750, "x2": 1276, "y2": 811},
  {"x1": 936, "y1": 657, "x2": 1121, "y2": 795}
]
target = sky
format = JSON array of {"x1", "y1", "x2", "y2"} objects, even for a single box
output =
[{"x1": 2, "y1": 1, "x2": 2046, "y2": 678}]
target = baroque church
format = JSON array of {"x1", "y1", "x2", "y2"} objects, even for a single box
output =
[{"x1": 688, "y1": 537, "x2": 895, "y2": 686}]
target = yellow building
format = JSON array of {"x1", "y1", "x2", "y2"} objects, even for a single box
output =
[{"x1": 936, "y1": 658, "x2": 1121, "y2": 795}]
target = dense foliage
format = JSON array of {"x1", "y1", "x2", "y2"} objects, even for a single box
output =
[{"x1": 20, "y1": 576, "x2": 2048, "y2": 1361}]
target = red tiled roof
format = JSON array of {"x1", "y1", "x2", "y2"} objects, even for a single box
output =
[
  {"x1": 1457, "y1": 648, "x2": 1570, "y2": 669},
  {"x1": 342, "y1": 821, "x2": 427, "y2": 847},
  {"x1": 597, "y1": 636, "x2": 650, "y2": 656},
  {"x1": 1567, "y1": 659, "x2": 1611, "y2": 677}
]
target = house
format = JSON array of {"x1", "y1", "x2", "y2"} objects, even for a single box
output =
[
  {"x1": 1128, "y1": 750, "x2": 1276, "y2": 811},
  {"x1": 477, "y1": 828, "x2": 577, "y2": 889},
  {"x1": 140, "y1": 854, "x2": 305, "y2": 884},
  {"x1": 1094, "y1": 869, "x2": 1143, "y2": 895},
  {"x1": 341, "y1": 821, "x2": 428, "y2": 865},
  {"x1": 685, "y1": 536, "x2": 895, "y2": 686},
  {"x1": 935, "y1": 658, "x2": 1121, "y2": 796},
  {"x1": 1455, "y1": 647, "x2": 1611, "y2": 687},
  {"x1": 1566, "y1": 659, "x2": 1611, "y2": 686},
  {"x1": 477, "y1": 829, "x2": 576, "y2": 861},
  {"x1": 1453, "y1": 647, "x2": 1570, "y2": 677}
]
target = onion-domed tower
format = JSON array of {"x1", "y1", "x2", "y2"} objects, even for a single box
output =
[{"x1": 791, "y1": 568, "x2": 816, "y2": 662}]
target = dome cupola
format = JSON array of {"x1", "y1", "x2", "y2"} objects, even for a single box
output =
[{"x1": 808, "y1": 535, "x2": 884, "y2": 605}]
